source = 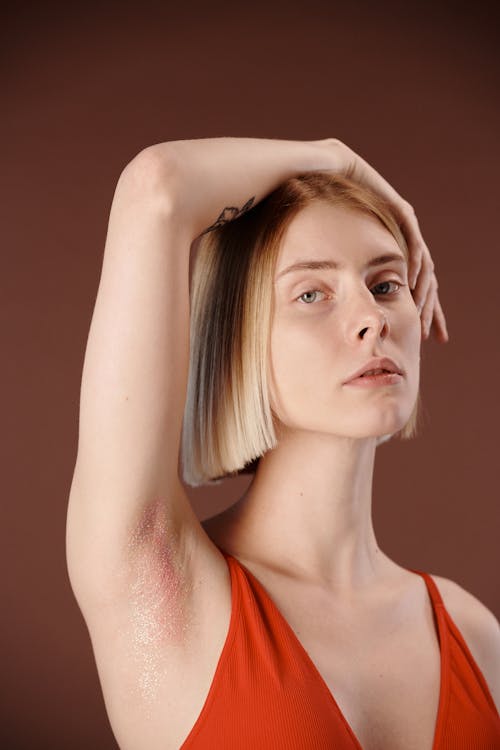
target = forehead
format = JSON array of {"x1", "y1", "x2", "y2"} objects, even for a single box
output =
[{"x1": 275, "y1": 202, "x2": 404, "y2": 275}]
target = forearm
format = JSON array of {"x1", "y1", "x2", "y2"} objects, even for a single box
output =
[{"x1": 148, "y1": 136, "x2": 342, "y2": 239}]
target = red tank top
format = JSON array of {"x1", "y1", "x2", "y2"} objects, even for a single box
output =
[{"x1": 181, "y1": 550, "x2": 500, "y2": 749}]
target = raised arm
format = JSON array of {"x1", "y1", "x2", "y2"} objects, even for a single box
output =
[{"x1": 65, "y1": 137, "x2": 341, "y2": 607}]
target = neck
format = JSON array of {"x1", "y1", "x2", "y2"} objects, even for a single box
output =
[{"x1": 222, "y1": 431, "x2": 396, "y2": 594}]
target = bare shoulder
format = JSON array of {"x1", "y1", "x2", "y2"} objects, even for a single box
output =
[{"x1": 430, "y1": 573, "x2": 500, "y2": 712}]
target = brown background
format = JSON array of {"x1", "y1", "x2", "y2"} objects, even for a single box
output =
[{"x1": 2, "y1": 1, "x2": 499, "y2": 747}]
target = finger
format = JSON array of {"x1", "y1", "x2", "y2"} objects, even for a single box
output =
[
  {"x1": 432, "y1": 292, "x2": 449, "y2": 343},
  {"x1": 409, "y1": 243, "x2": 424, "y2": 292},
  {"x1": 420, "y1": 277, "x2": 437, "y2": 340},
  {"x1": 385, "y1": 199, "x2": 427, "y2": 291},
  {"x1": 412, "y1": 252, "x2": 435, "y2": 314},
  {"x1": 399, "y1": 205, "x2": 426, "y2": 289}
]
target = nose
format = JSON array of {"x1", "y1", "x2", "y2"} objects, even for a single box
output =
[{"x1": 344, "y1": 291, "x2": 389, "y2": 343}]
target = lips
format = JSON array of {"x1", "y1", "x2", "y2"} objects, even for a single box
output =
[{"x1": 343, "y1": 357, "x2": 403, "y2": 384}]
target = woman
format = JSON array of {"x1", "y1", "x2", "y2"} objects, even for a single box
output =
[{"x1": 66, "y1": 137, "x2": 500, "y2": 750}]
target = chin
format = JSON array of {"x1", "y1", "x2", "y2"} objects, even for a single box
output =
[
  {"x1": 376, "y1": 433, "x2": 394, "y2": 446},
  {"x1": 354, "y1": 416, "x2": 406, "y2": 445}
]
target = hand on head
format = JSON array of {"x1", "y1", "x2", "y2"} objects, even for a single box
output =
[{"x1": 329, "y1": 139, "x2": 449, "y2": 343}]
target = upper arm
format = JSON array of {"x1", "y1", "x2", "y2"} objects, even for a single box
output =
[
  {"x1": 65, "y1": 146, "x2": 217, "y2": 605},
  {"x1": 433, "y1": 574, "x2": 500, "y2": 713}
]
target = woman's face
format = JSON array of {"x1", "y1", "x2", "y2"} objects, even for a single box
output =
[{"x1": 269, "y1": 201, "x2": 421, "y2": 441}]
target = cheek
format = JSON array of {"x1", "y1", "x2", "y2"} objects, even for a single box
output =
[
  {"x1": 398, "y1": 308, "x2": 422, "y2": 392},
  {"x1": 270, "y1": 316, "x2": 329, "y2": 373},
  {"x1": 269, "y1": 319, "x2": 335, "y2": 414},
  {"x1": 271, "y1": 328, "x2": 309, "y2": 392},
  {"x1": 403, "y1": 306, "x2": 422, "y2": 351}
]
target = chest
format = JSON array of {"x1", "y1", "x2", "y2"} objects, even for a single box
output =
[{"x1": 257, "y1": 573, "x2": 443, "y2": 750}]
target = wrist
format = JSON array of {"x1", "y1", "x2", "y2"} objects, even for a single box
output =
[{"x1": 309, "y1": 137, "x2": 346, "y2": 173}]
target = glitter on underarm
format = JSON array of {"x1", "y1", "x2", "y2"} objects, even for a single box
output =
[{"x1": 122, "y1": 497, "x2": 195, "y2": 708}]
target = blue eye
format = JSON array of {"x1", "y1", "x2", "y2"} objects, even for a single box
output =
[{"x1": 297, "y1": 290, "x2": 327, "y2": 304}]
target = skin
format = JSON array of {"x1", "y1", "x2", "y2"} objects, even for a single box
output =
[{"x1": 214, "y1": 201, "x2": 421, "y2": 596}]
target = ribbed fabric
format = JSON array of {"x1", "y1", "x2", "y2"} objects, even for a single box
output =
[
  {"x1": 405, "y1": 566, "x2": 500, "y2": 749},
  {"x1": 180, "y1": 550, "x2": 500, "y2": 749}
]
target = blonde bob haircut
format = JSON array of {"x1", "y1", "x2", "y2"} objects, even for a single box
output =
[{"x1": 180, "y1": 171, "x2": 422, "y2": 487}]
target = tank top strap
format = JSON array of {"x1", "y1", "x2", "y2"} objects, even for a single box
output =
[{"x1": 407, "y1": 567, "x2": 446, "y2": 609}]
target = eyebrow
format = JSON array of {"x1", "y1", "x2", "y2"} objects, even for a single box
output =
[{"x1": 275, "y1": 252, "x2": 407, "y2": 282}]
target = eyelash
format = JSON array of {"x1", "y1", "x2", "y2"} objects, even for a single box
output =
[{"x1": 296, "y1": 280, "x2": 403, "y2": 305}]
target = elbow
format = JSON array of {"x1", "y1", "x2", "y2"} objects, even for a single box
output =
[{"x1": 118, "y1": 143, "x2": 181, "y2": 213}]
